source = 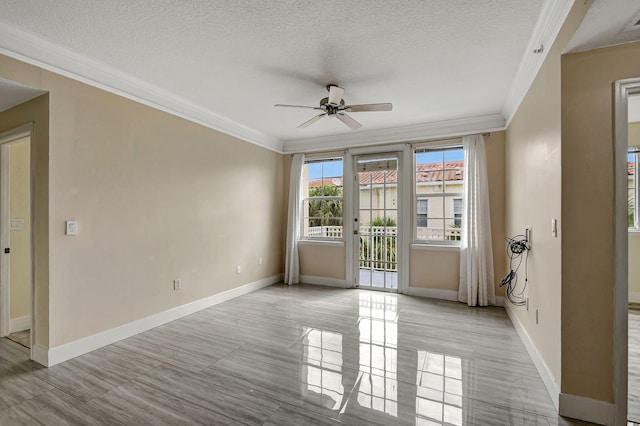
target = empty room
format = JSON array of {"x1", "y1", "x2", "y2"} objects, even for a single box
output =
[{"x1": 0, "y1": 1, "x2": 639, "y2": 425}]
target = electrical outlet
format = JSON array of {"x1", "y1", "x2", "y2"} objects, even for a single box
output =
[
  {"x1": 526, "y1": 298, "x2": 529, "y2": 311},
  {"x1": 173, "y1": 279, "x2": 182, "y2": 290},
  {"x1": 551, "y1": 219, "x2": 558, "y2": 238},
  {"x1": 259, "y1": 257, "x2": 263, "y2": 265},
  {"x1": 525, "y1": 226, "x2": 532, "y2": 249},
  {"x1": 236, "y1": 265, "x2": 241, "y2": 274},
  {"x1": 536, "y1": 309, "x2": 539, "y2": 324}
]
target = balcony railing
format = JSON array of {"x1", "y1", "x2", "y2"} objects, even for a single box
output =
[
  {"x1": 307, "y1": 226, "x2": 461, "y2": 241},
  {"x1": 307, "y1": 225, "x2": 461, "y2": 273}
]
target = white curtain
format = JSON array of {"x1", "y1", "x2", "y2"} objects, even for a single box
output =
[
  {"x1": 458, "y1": 135, "x2": 495, "y2": 306},
  {"x1": 284, "y1": 153, "x2": 304, "y2": 285}
]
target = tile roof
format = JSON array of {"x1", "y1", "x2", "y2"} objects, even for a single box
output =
[{"x1": 307, "y1": 161, "x2": 464, "y2": 187}]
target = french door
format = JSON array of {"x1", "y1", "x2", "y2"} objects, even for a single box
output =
[{"x1": 353, "y1": 154, "x2": 400, "y2": 291}]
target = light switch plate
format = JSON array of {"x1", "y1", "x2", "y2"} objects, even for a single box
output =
[{"x1": 65, "y1": 220, "x2": 78, "y2": 236}]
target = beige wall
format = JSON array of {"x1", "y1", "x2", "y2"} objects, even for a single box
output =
[
  {"x1": 0, "y1": 54, "x2": 284, "y2": 348},
  {"x1": 0, "y1": 93, "x2": 49, "y2": 348},
  {"x1": 630, "y1": 121, "x2": 640, "y2": 146},
  {"x1": 505, "y1": 0, "x2": 589, "y2": 394},
  {"x1": 299, "y1": 242, "x2": 346, "y2": 280},
  {"x1": 8, "y1": 138, "x2": 31, "y2": 322},
  {"x1": 561, "y1": 40, "x2": 640, "y2": 403}
]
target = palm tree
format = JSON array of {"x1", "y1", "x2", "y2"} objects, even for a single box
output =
[{"x1": 308, "y1": 185, "x2": 343, "y2": 227}]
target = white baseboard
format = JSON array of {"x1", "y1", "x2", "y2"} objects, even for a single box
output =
[
  {"x1": 505, "y1": 304, "x2": 560, "y2": 410},
  {"x1": 407, "y1": 287, "x2": 458, "y2": 301},
  {"x1": 408, "y1": 287, "x2": 505, "y2": 307},
  {"x1": 40, "y1": 274, "x2": 282, "y2": 367},
  {"x1": 300, "y1": 275, "x2": 349, "y2": 288},
  {"x1": 9, "y1": 315, "x2": 30, "y2": 333},
  {"x1": 559, "y1": 393, "x2": 614, "y2": 426},
  {"x1": 630, "y1": 292, "x2": 640, "y2": 303},
  {"x1": 32, "y1": 343, "x2": 48, "y2": 366}
]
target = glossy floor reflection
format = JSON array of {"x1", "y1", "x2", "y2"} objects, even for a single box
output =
[{"x1": 0, "y1": 284, "x2": 595, "y2": 425}]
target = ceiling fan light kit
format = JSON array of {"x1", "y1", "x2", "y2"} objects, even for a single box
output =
[{"x1": 275, "y1": 84, "x2": 392, "y2": 130}]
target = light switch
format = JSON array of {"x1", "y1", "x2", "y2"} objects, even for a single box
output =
[{"x1": 66, "y1": 220, "x2": 78, "y2": 236}]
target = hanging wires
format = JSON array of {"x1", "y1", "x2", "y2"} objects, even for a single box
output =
[{"x1": 499, "y1": 235, "x2": 530, "y2": 306}]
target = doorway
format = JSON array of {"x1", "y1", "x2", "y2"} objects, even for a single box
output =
[
  {"x1": 353, "y1": 154, "x2": 400, "y2": 291},
  {"x1": 0, "y1": 127, "x2": 33, "y2": 351}
]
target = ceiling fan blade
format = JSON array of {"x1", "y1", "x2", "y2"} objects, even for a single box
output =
[
  {"x1": 328, "y1": 85, "x2": 344, "y2": 105},
  {"x1": 298, "y1": 113, "x2": 327, "y2": 128},
  {"x1": 345, "y1": 103, "x2": 393, "y2": 112},
  {"x1": 336, "y1": 113, "x2": 362, "y2": 130},
  {"x1": 275, "y1": 104, "x2": 324, "y2": 110}
]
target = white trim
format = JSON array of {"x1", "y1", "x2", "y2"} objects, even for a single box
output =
[
  {"x1": 37, "y1": 274, "x2": 282, "y2": 367},
  {"x1": 399, "y1": 145, "x2": 412, "y2": 294},
  {"x1": 505, "y1": 304, "x2": 560, "y2": 410},
  {"x1": 0, "y1": 23, "x2": 283, "y2": 153},
  {"x1": 9, "y1": 315, "x2": 30, "y2": 333},
  {"x1": 407, "y1": 287, "x2": 458, "y2": 301},
  {"x1": 283, "y1": 115, "x2": 506, "y2": 154},
  {"x1": 502, "y1": 0, "x2": 574, "y2": 126},
  {"x1": 558, "y1": 393, "x2": 614, "y2": 426},
  {"x1": 613, "y1": 78, "x2": 640, "y2": 424},
  {"x1": 630, "y1": 292, "x2": 640, "y2": 304},
  {"x1": 298, "y1": 239, "x2": 344, "y2": 247},
  {"x1": 0, "y1": 144, "x2": 9, "y2": 338},
  {"x1": 299, "y1": 275, "x2": 349, "y2": 288},
  {"x1": 407, "y1": 287, "x2": 504, "y2": 307},
  {"x1": 410, "y1": 243, "x2": 460, "y2": 252},
  {"x1": 31, "y1": 343, "x2": 48, "y2": 366}
]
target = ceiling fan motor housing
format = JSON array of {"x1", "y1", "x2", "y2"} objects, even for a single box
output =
[{"x1": 320, "y1": 97, "x2": 345, "y2": 115}]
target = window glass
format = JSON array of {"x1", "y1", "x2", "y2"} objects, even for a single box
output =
[
  {"x1": 414, "y1": 147, "x2": 464, "y2": 243},
  {"x1": 303, "y1": 157, "x2": 344, "y2": 239},
  {"x1": 629, "y1": 148, "x2": 638, "y2": 230}
]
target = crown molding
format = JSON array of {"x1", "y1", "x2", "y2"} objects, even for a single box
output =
[
  {"x1": 0, "y1": 23, "x2": 283, "y2": 153},
  {"x1": 502, "y1": 0, "x2": 574, "y2": 126},
  {"x1": 282, "y1": 114, "x2": 506, "y2": 153}
]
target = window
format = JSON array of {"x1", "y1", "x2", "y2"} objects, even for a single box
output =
[
  {"x1": 416, "y1": 199, "x2": 429, "y2": 227},
  {"x1": 453, "y1": 198, "x2": 463, "y2": 228},
  {"x1": 303, "y1": 157, "x2": 344, "y2": 239},
  {"x1": 630, "y1": 147, "x2": 639, "y2": 230},
  {"x1": 414, "y1": 146, "x2": 464, "y2": 243}
]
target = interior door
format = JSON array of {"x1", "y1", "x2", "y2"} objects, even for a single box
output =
[{"x1": 354, "y1": 154, "x2": 399, "y2": 291}]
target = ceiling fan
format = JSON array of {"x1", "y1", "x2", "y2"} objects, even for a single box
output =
[{"x1": 275, "y1": 84, "x2": 392, "y2": 129}]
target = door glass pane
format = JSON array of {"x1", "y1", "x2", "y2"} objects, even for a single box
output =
[{"x1": 357, "y1": 156, "x2": 399, "y2": 291}]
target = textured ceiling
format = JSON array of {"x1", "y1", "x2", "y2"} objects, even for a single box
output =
[
  {"x1": 565, "y1": 0, "x2": 640, "y2": 53},
  {"x1": 0, "y1": 0, "x2": 552, "y2": 151}
]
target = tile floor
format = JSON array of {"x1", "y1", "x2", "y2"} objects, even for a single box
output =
[{"x1": 0, "y1": 284, "x2": 601, "y2": 425}]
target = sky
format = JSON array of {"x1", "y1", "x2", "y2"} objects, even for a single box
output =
[{"x1": 306, "y1": 149, "x2": 464, "y2": 180}]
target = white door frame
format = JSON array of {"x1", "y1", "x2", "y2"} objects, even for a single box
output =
[
  {"x1": 349, "y1": 144, "x2": 410, "y2": 294},
  {"x1": 613, "y1": 78, "x2": 640, "y2": 424},
  {"x1": 0, "y1": 123, "x2": 34, "y2": 354}
]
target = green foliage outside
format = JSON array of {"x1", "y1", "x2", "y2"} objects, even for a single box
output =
[
  {"x1": 308, "y1": 185, "x2": 343, "y2": 227},
  {"x1": 360, "y1": 216, "x2": 397, "y2": 271},
  {"x1": 370, "y1": 217, "x2": 396, "y2": 227}
]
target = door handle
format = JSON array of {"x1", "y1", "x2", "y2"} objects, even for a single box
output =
[
  {"x1": 353, "y1": 230, "x2": 359, "y2": 235},
  {"x1": 4, "y1": 248, "x2": 9, "y2": 254}
]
